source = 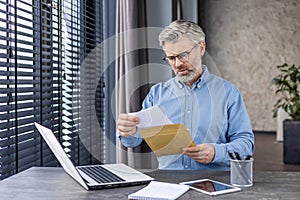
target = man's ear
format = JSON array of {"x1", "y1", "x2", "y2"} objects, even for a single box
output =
[{"x1": 199, "y1": 41, "x2": 206, "y2": 56}]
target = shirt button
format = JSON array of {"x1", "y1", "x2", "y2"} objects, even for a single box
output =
[
  {"x1": 184, "y1": 165, "x2": 189, "y2": 169},
  {"x1": 187, "y1": 110, "x2": 190, "y2": 114},
  {"x1": 187, "y1": 92, "x2": 191, "y2": 96}
]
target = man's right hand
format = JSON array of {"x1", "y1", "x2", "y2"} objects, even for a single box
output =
[{"x1": 117, "y1": 113, "x2": 139, "y2": 137}]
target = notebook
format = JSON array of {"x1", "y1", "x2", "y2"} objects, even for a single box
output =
[
  {"x1": 128, "y1": 181, "x2": 189, "y2": 200},
  {"x1": 34, "y1": 122, "x2": 154, "y2": 190}
]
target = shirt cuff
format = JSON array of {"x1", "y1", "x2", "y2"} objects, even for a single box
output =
[
  {"x1": 118, "y1": 131, "x2": 143, "y2": 148},
  {"x1": 212, "y1": 143, "x2": 227, "y2": 164}
]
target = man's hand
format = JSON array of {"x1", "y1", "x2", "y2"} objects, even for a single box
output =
[
  {"x1": 117, "y1": 114, "x2": 139, "y2": 137},
  {"x1": 182, "y1": 143, "x2": 215, "y2": 164}
]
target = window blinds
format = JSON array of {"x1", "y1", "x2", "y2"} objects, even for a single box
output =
[{"x1": 0, "y1": 0, "x2": 104, "y2": 180}]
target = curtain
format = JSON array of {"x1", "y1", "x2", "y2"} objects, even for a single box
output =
[
  {"x1": 115, "y1": 0, "x2": 158, "y2": 169},
  {"x1": 173, "y1": 0, "x2": 183, "y2": 20}
]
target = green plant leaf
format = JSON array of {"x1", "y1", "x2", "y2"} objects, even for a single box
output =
[{"x1": 272, "y1": 63, "x2": 300, "y2": 120}]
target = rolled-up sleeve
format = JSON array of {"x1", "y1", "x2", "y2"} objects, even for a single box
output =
[
  {"x1": 212, "y1": 87, "x2": 254, "y2": 165},
  {"x1": 117, "y1": 130, "x2": 144, "y2": 148}
]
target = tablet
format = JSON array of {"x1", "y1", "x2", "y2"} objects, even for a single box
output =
[{"x1": 180, "y1": 179, "x2": 241, "y2": 196}]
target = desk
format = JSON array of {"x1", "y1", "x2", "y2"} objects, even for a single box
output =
[{"x1": 0, "y1": 167, "x2": 299, "y2": 199}]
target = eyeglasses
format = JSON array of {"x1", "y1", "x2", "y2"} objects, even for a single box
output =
[{"x1": 163, "y1": 45, "x2": 198, "y2": 65}]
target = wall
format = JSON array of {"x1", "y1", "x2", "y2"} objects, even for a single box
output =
[{"x1": 199, "y1": 0, "x2": 300, "y2": 131}]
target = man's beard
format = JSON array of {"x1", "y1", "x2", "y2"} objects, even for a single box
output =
[{"x1": 177, "y1": 64, "x2": 201, "y2": 83}]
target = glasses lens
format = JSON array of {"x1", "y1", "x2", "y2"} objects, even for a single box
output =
[
  {"x1": 178, "y1": 52, "x2": 189, "y2": 62},
  {"x1": 164, "y1": 56, "x2": 175, "y2": 64},
  {"x1": 164, "y1": 45, "x2": 197, "y2": 65}
]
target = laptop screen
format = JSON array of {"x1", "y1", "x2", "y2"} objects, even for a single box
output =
[{"x1": 34, "y1": 122, "x2": 88, "y2": 190}]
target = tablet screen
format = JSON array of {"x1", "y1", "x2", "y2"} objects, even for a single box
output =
[
  {"x1": 180, "y1": 179, "x2": 241, "y2": 196},
  {"x1": 190, "y1": 180, "x2": 232, "y2": 192}
]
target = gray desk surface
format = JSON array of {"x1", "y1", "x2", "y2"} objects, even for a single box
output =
[{"x1": 0, "y1": 167, "x2": 299, "y2": 199}]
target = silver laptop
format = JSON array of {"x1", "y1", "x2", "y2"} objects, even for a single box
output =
[{"x1": 34, "y1": 122, "x2": 154, "y2": 190}]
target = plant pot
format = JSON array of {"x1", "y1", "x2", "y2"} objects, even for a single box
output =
[{"x1": 283, "y1": 120, "x2": 300, "y2": 164}]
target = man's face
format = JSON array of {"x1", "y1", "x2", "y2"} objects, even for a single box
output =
[{"x1": 163, "y1": 35, "x2": 205, "y2": 85}]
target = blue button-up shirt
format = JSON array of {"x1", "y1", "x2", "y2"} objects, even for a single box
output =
[{"x1": 119, "y1": 65, "x2": 254, "y2": 170}]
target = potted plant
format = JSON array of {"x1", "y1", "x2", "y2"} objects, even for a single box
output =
[{"x1": 271, "y1": 63, "x2": 300, "y2": 164}]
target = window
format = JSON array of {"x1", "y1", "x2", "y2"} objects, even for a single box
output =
[{"x1": 0, "y1": 0, "x2": 106, "y2": 180}]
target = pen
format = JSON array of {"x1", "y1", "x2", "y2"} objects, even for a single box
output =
[
  {"x1": 228, "y1": 151, "x2": 236, "y2": 160},
  {"x1": 229, "y1": 151, "x2": 252, "y2": 161},
  {"x1": 234, "y1": 152, "x2": 242, "y2": 160},
  {"x1": 245, "y1": 155, "x2": 252, "y2": 160}
]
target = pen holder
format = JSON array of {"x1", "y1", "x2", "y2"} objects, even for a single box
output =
[{"x1": 230, "y1": 158, "x2": 253, "y2": 187}]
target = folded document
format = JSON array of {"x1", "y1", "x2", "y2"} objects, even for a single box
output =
[
  {"x1": 129, "y1": 105, "x2": 173, "y2": 129},
  {"x1": 130, "y1": 106, "x2": 196, "y2": 157},
  {"x1": 139, "y1": 124, "x2": 196, "y2": 157}
]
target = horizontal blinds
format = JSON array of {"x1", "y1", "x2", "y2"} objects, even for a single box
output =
[
  {"x1": 62, "y1": 0, "x2": 81, "y2": 165},
  {"x1": 0, "y1": 0, "x2": 104, "y2": 180},
  {"x1": 62, "y1": 0, "x2": 105, "y2": 165},
  {"x1": 0, "y1": 0, "x2": 42, "y2": 179},
  {"x1": 39, "y1": 0, "x2": 61, "y2": 168}
]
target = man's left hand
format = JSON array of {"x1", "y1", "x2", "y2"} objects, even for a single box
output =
[{"x1": 182, "y1": 143, "x2": 215, "y2": 164}]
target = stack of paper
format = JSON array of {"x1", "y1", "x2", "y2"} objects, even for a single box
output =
[{"x1": 128, "y1": 181, "x2": 189, "y2": 200}]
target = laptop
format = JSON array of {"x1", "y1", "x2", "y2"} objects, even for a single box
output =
[{"x1": 34, "y1": 122, "x2": 154, "y2": 190}]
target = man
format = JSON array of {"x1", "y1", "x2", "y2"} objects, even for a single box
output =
[{"x1": 117, "y1": 20, "x2": 254, "y2": 170}]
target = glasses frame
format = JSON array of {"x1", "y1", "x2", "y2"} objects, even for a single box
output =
[{"x1": 163, "y1": 44, "x2": 198, "y2": 65}]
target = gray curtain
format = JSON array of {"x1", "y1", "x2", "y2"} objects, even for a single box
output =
[
  {"x1": 114, "y1": 0, "x2": 203, "y2": 169},
  {"x1": 115, "y1": 0, "x2": 157, "y2": 169}
]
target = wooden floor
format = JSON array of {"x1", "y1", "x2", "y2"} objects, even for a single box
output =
[{"x1": 253, "y1": 132, "x2": 300, "y2": 171}]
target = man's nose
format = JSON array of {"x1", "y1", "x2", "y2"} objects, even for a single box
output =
[{"x1": 175, "y1": 57, "x2": 183, "y2": 67}]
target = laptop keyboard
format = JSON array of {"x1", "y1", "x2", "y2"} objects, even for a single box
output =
[{"x1": 78, "y1": 166, "x2": 125, "y2": 184}]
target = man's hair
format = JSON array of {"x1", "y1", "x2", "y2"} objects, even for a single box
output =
[{"x1": 159, "y1": 20, "x2": 206, "y2": 47}]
